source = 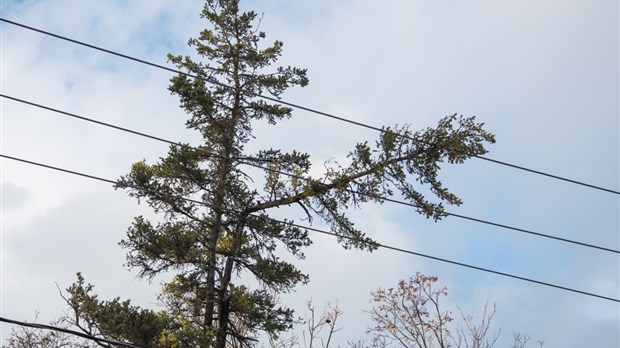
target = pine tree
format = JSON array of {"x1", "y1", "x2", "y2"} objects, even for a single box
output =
[{"x1": 62, "y1": 1, "x2": 495, "y2": 347}]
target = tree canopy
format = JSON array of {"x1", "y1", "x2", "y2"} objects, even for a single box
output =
[{"x1": 59, "y1": 1, "x2": 495, "y2": 347}]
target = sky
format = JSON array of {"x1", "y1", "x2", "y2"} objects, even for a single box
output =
[{"x1": 0, "y1": 0, "x2": 618, "y2": 347}]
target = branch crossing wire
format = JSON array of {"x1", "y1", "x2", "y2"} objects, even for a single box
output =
[
  {"x1": 1, "y1": 17, "x2": 617, "y2": 195},
  {"x1": 2, "y1": 94, "x2": 617, "y2": 255},
  {"x1": 0, "y1": 316, "x2": 149, "y2": 348},
  {"x1": 1, "y1": 153, "x2": 618, "y2": 303}
]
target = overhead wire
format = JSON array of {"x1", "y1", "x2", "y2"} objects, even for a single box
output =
[
  {"x1": 0, "y1": 94, "x2": 269, "y2": 164},
  {"x1": 2, "y1": 94, "x2": 618, "y2": 255},
  {"x1": 1, "y1": 153, "x2": 618, "y2": 303},
  {"x1": 1, "y1": 17, "x2": 618, "y2": 195},
  {"x1": 0, "y1": 316, "x2": 149, "y2": 348}
]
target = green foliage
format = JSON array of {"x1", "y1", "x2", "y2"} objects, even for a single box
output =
[
  {"x1": 61, "y1": 1, "x2": 495, "y2": 347},
  {"x1": 61, "y1": 273, "x2": 193, "y2": 347}
]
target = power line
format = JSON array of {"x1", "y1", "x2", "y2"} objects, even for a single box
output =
[
  {"x1": 378, "y1": 195, "x2": 620, "y2": 254},
  {"x1": 3, "y1": 94, "x2": 618, "y2": 255},
  {"x1": 0, "y1": 94, "x2": 269, "y2": 164},
  {"x1": 1, "y1": 153, "x2": 618, "y2": 303},
  {"x1": 0, "y1": 94, "x2": 186, "y2": 147},
  {"x1": 0, "y1": 316, "x2": 149, "y2": 348},
  {"x1": 1, "y1": 17, "x2": 618, "y2": 196},
  {"x1": 0, "y1": 154, "x2": 208, "y2": 208},
  {"x1": 295, "y1": 223, "x2": 620, "y2": 304}
]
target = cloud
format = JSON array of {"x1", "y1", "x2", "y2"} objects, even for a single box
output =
[
  {"x1": 1, "y1": 0, "x2": 617, "y2": 347},
  {"x1": 0, "y1": 182, "x2": 29, "y2": 211},
  {"x1": 2, "y1": 189, "x2": 155, "y2": 322}
]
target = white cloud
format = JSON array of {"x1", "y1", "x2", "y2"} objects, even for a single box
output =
[{"x1": 1, "y1": 0, "x2": 617, "y2": 347}]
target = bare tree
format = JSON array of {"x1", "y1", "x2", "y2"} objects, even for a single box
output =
[
  {"x1": 510, "y1": 332, "x2": 545, "y2": 348},
  {"x1": 2, "y1": 312, "x2": 89, "y2": 348},
  {"x1": 454, "y1": 302, "x2": 499, "y2": 348},
  {"x1": 361, "y1": 273, "x2": 544, "y2": 348},
  {"x1": 347, "y1": 335, "x2": 389, "y2": 348},
  {"x1": 365, "y1": 273, "x2": 453, "y2": 348},
  {"x1": 268, "y1": 301, "x2": 343, "y2": 348}
]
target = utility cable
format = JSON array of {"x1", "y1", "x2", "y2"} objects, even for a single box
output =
[
  {"x1": 1, "y1": 153, "x2": 618, "y2": 303},
  {"x1": 0, "y1": 316, "x2": 149, "y2": 348},
  {"x1": 0, "y1": 154, "x2": 207, "y2": 207},
  {"x1": 377, "y1": 195, "x2": 620, "y2": 254},
  {"x1": 0, "y1": 94, "x2": 269, "y2": 164},
  {"x1": 2, "y1": 94, "x2": 618, "y2": 255},
  {"x1": 293, "y1": 222, "x2": 620, "y2": 304},
  {"x1": 1, "y1": 17, "x2": 618, "y2": 195}
]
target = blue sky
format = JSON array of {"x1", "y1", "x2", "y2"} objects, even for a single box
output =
[{"x1": 1, "y1": 0, "x2": 618, "y2": 346}]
